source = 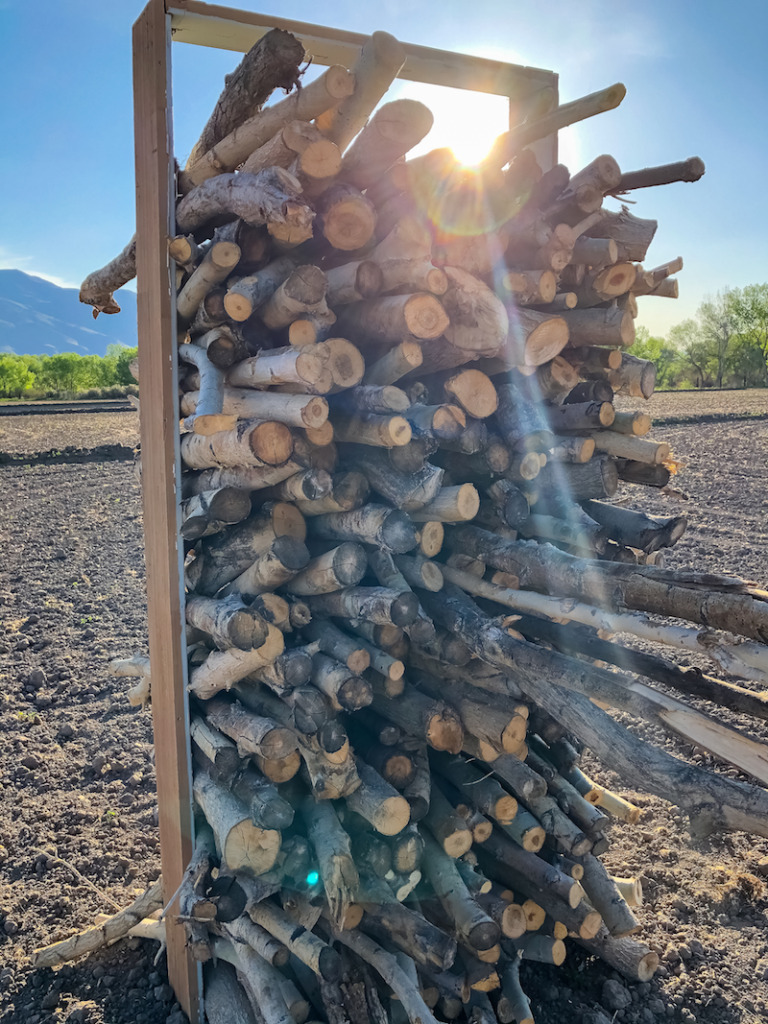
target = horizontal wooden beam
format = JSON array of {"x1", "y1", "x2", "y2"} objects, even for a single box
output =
[{"x1": 168, "y1": 0, "x2": 555, "y2": 99}]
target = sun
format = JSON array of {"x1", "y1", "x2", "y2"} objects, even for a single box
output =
[{"x1": 397, "y1": 81, "x2": 511, "y2": 168}]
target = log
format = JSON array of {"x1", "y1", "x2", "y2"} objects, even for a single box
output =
[
  {"x1": 219, "y1": 536, "x2": 310, "y2": 598},
  {"x1": 192, "y1": 502, "x2": 306, "y2": 594},
  {"x1": 182, "y1": 64, "x2": 355, "y2": 188},
  {"x1": 295, "y1": 471, "x2": 369, "y2": 516},
  {"x1": 181, "y1": 419, "x2": 294, "y2": 472},
  {"x1": 188, "y1": 627, "x2": 285, "y2": 699},
  {"x1": 283, "y1": 543, "x2": 368, "y2": 595},
  {"x1": 338, "y1": 99, "x2": 434, "y2": 190},
  {"x1": 486, "y1": 84, "x2": 626, "y2": 170},
  {"x1": 337, "y1": 293, "x2": 449, "y2": 344},
  {"x1": 316, "y1": 32, "x2": 407, "y2": 152},
  {"x1": 177, "y1": 242, "x2": 241, "y2": 323},
  {"x1": 315, "y1": 183, "x2": 378, "y2": 252},
  {"x1": 585, "y1": 207, "x2": 658, "y2": 262},
  {"x1": 577, "y1": 925, "x2": 659, "y2": 982},
  {"x1": 181, "y1": 486, "x2": 252, "y2": 541},
  {"x1": 304, "y1": 586, "x2": 418, "y2": 627},
  {"x1": 79, "y1": 235, "x2": 136, "y2": 316},
  {"x1": 441, "y1": 267, "x2": 509, "y2": 356},
  {"x1": 177, "y1": 168, "x2": 314, "y2": 248},
  {"x1": 370, "y1": 685, "x2": 463, "y2": 754},
  {"x1": 31, "y1": 878, "x2": 164, "y2": 969},
  {"x1": 310, "y1": 653, "x2": 372, "y2": 711},
  {"x1": 325, "y1": 260, "x2": 384, "y2": 305},
  {"x1": 186, "y1": 594, "x2": 269, "y2": 650},
  {"x1": 303, "y1": 798, "x2": 360, "y2": 930},
  {"x1": 193, "y1": 769, "x2": 281, "y2": 876},
  {"x1": 186, "y1": 28, "x2": 305, "y2": 167},
  {"x1": 178, "y1": 341, "x2": 234, "y2": 435},
  {"x1": 309, "y1": 504, "x2": 417, "y2": 553},
  {"x1": 223, "y1": 258, "x2": 295, "y2": 321},
  {"x1": 582, "y1": 500, "x2": 686, "y2": 552},
  {"x1": 421, "y1": 834, "x2": 500, "y2": 951},
  {"x1": 204, "y1": 960, "x2": 257, "y2": 1024},
  {"x1": 204, "y1": 697, "x2": 297, "y2": 761},
  {"x1": 346, "y1": 761, "x2": 411, "y2": 835},
  {"x1": 613, "y1": 156, "x2": 706, "y2": 193},
  {"x1": 422, "y1": 585, "x2": 768, "y2": 838},
  {"x1": 259, "y1": 266, "x2": 330, "y2": 329},
  {"x1": 248, "y1": 899, "x2": 342, "y2": 982}
]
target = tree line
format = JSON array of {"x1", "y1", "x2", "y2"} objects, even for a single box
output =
[
  {"x1": 0, "y1": 345, "x2": 138, "y2": 399},
  {"x1": 1, "y1": 282, "x2": 766, "y2": 398},
  {"x1": 634, "y1": 282, "x2": 768, "y2": 389}
]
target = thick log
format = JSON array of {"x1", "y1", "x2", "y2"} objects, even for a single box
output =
[
  {"x1": 181, "y1": 487, "x2": 252, "y2": 541},
  {"x1": 590, "y1": 431, "x2": 669, "y2": 464},
  {"x1": 181, "y1": 419, "x2": 294, "y2": 472},
  {"x1": 193, "y1": 769, "x2": 280, "y2": 876},
  {"x1": 585, "y1": 207, "x2": 658, "y2": 262},
  {"x1": 440, "y1": 267, "x2": 509, "y2": 356},
  {"x1": 304, "y1": 619, "x2": 370, "y2": 674},
  {"x1": 295, "y1": 471, "x2": 369, "y2": 516},
  {"x1": 258, "y1": 266, "x2": 330, "y2": 329},
  {"x1": 431, "y1": 752, "x2": 518, "y2": 824},
  {"x1": 496, "y1": 958, "x2": 533, "y2": 1024},
  {"x1": 423, "y1": 784, "x2": 473, "y2": 858},
  {"x1": 617, "y1": 460, "x2": 670, "y2": 487},
  {"x1": 188, "y1": 627, "x2": 285, "y2": 699},
  {"x1": 204, "y1": 960, "x2": 257, "y2": 1024},
  {"x1": 186, "y1": 594, "x2": 268, "y2": 650},
  {"x1": 240, "y1": 121, "x2": 340, "y2": 190},
  {"x1": 577, "y1": 925, "x2": 659, "y2": 982},
  {"x1": 176, "y1": 168, "x2": 314, "y2": 246},
  {"x1": 182, "y1": 64, "x2": 355, "y2": 188},
  {"x1": 336, "y1": 293, "x2": 449, "y2": 344},
  {"x1": 283, "y1": 543, "x2": 367, "y2": 596},
  {"x1": 338, "y1": 99, "x2": 434, "y2": 189},
  {"x1": 79, "y1": 235, "x2": 136, "y2": 317},
  {"x1": 579, "y1": 853, "x2": 640, "y2": 936},
  {"x1": 324, "y1": 260, "x2": 384, "y2": 305},
  {"x1": 223, "y1": 258, "x2": 295, "y2": 321},
  {"x1": 331, "y1": 411, "x2": 412, "y2": 448},
  {"x1": 219, "y1": 536, "x2": 310, "y2": 598},
  {"x1": 310, "y1": 504, "x2": 417, "y2": 553},
  {"x1": 304, "y1": 586, "x2": 418, "y2": 627},
  {"x1": 371, "y1": 684, "x2": 463, "y2": 754},
  {"x1": 316, "y1": 32, "x2": 406, "y2": 152},
  {"x1": 561, "y1": 305, "x2": 635, "y2": 347},
  {"x1": 347, "y1": 761, "x2": 411, "y2": 836},
  {"x1": 315, "y1": 183, "x2": 378, "y2": 251},
  {"x1": 186, "y1": 29, "x2": 305, "y2": 168},
  {"x1": 310, "y1": 653, "x2": 372, "y2": 711},
  {"x1": 583, "y1": 500, "x2": 686, "y2": 552},
  {"x1": 408, "y1": 484, "x2": 480, "y2": 523},
  {"x1": 193, "y1": 500, "x2": 305, "y2": 590},
  {"x1": 204, "y1": 697, "x2": 297, "y2": 761}
]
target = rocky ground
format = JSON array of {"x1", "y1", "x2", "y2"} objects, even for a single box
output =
[{"x1": 0, "y1": 392, "x2": 767, "y2": 1024}]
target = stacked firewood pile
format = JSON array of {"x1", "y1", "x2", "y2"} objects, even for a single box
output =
[{"x1": 78, "y1": 26, "x2": 768, "y2": 1024}]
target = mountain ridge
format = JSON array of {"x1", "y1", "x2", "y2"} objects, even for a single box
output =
[{"x1": 0, "y1": 269, "x2": 138, "y2": 357}]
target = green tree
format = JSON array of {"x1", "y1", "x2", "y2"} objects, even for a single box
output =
[
  {"x1": 727, "y1": 332, "x2": 768, "y2": 387},
  {"x1": 698, "y1": 291, "x2": 737, "y2": 388},
  {"x1": 0, "y1": 354, "x2": 36, "y2": 397},
  {"x1": 631, "y1": 326, "x2": 685, "y2": 388},
  {"x1": 668, "y1": 319, "x2": 713, "y2": 388},
  {"x1": 107, "y1": 344, "x2": 139, "y2": 385}
]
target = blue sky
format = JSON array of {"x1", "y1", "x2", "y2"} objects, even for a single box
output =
[{"x1": 1, "y1": 0, "x2": 766, "y2": 338}]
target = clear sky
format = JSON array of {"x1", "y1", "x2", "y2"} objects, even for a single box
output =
[{"x1": 1, "y1": 0, "x2": 766, "y2": 339}]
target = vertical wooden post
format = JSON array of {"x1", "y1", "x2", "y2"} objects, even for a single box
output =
[{"x1": 133, "y1": 0, "x2": 201, "y2": 1019}]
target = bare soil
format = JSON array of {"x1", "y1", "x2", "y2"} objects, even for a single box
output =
[{"x1": 0, "y1": 396, "x2": 767, "y2": 1024}]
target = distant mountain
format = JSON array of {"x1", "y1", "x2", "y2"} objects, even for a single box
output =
[{"x1": 0, "y1": 270, "x2": 138, "y2": 357}]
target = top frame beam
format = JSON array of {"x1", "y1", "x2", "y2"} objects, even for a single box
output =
[{"x1": 168, "y1": 0, "x2": 556, "y2": 100}]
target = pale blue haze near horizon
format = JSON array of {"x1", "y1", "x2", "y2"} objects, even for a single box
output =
[{"x1": 1, "y1": 0, "x2": 766, "y2": 339}]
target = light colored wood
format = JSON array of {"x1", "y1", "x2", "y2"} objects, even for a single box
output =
[
  {"x1": 169, "y1": 2, "x2": 554, "y2": 98},
  {"x1": 133, "y1": 4, "x2": 199, "y2": 1017}
]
